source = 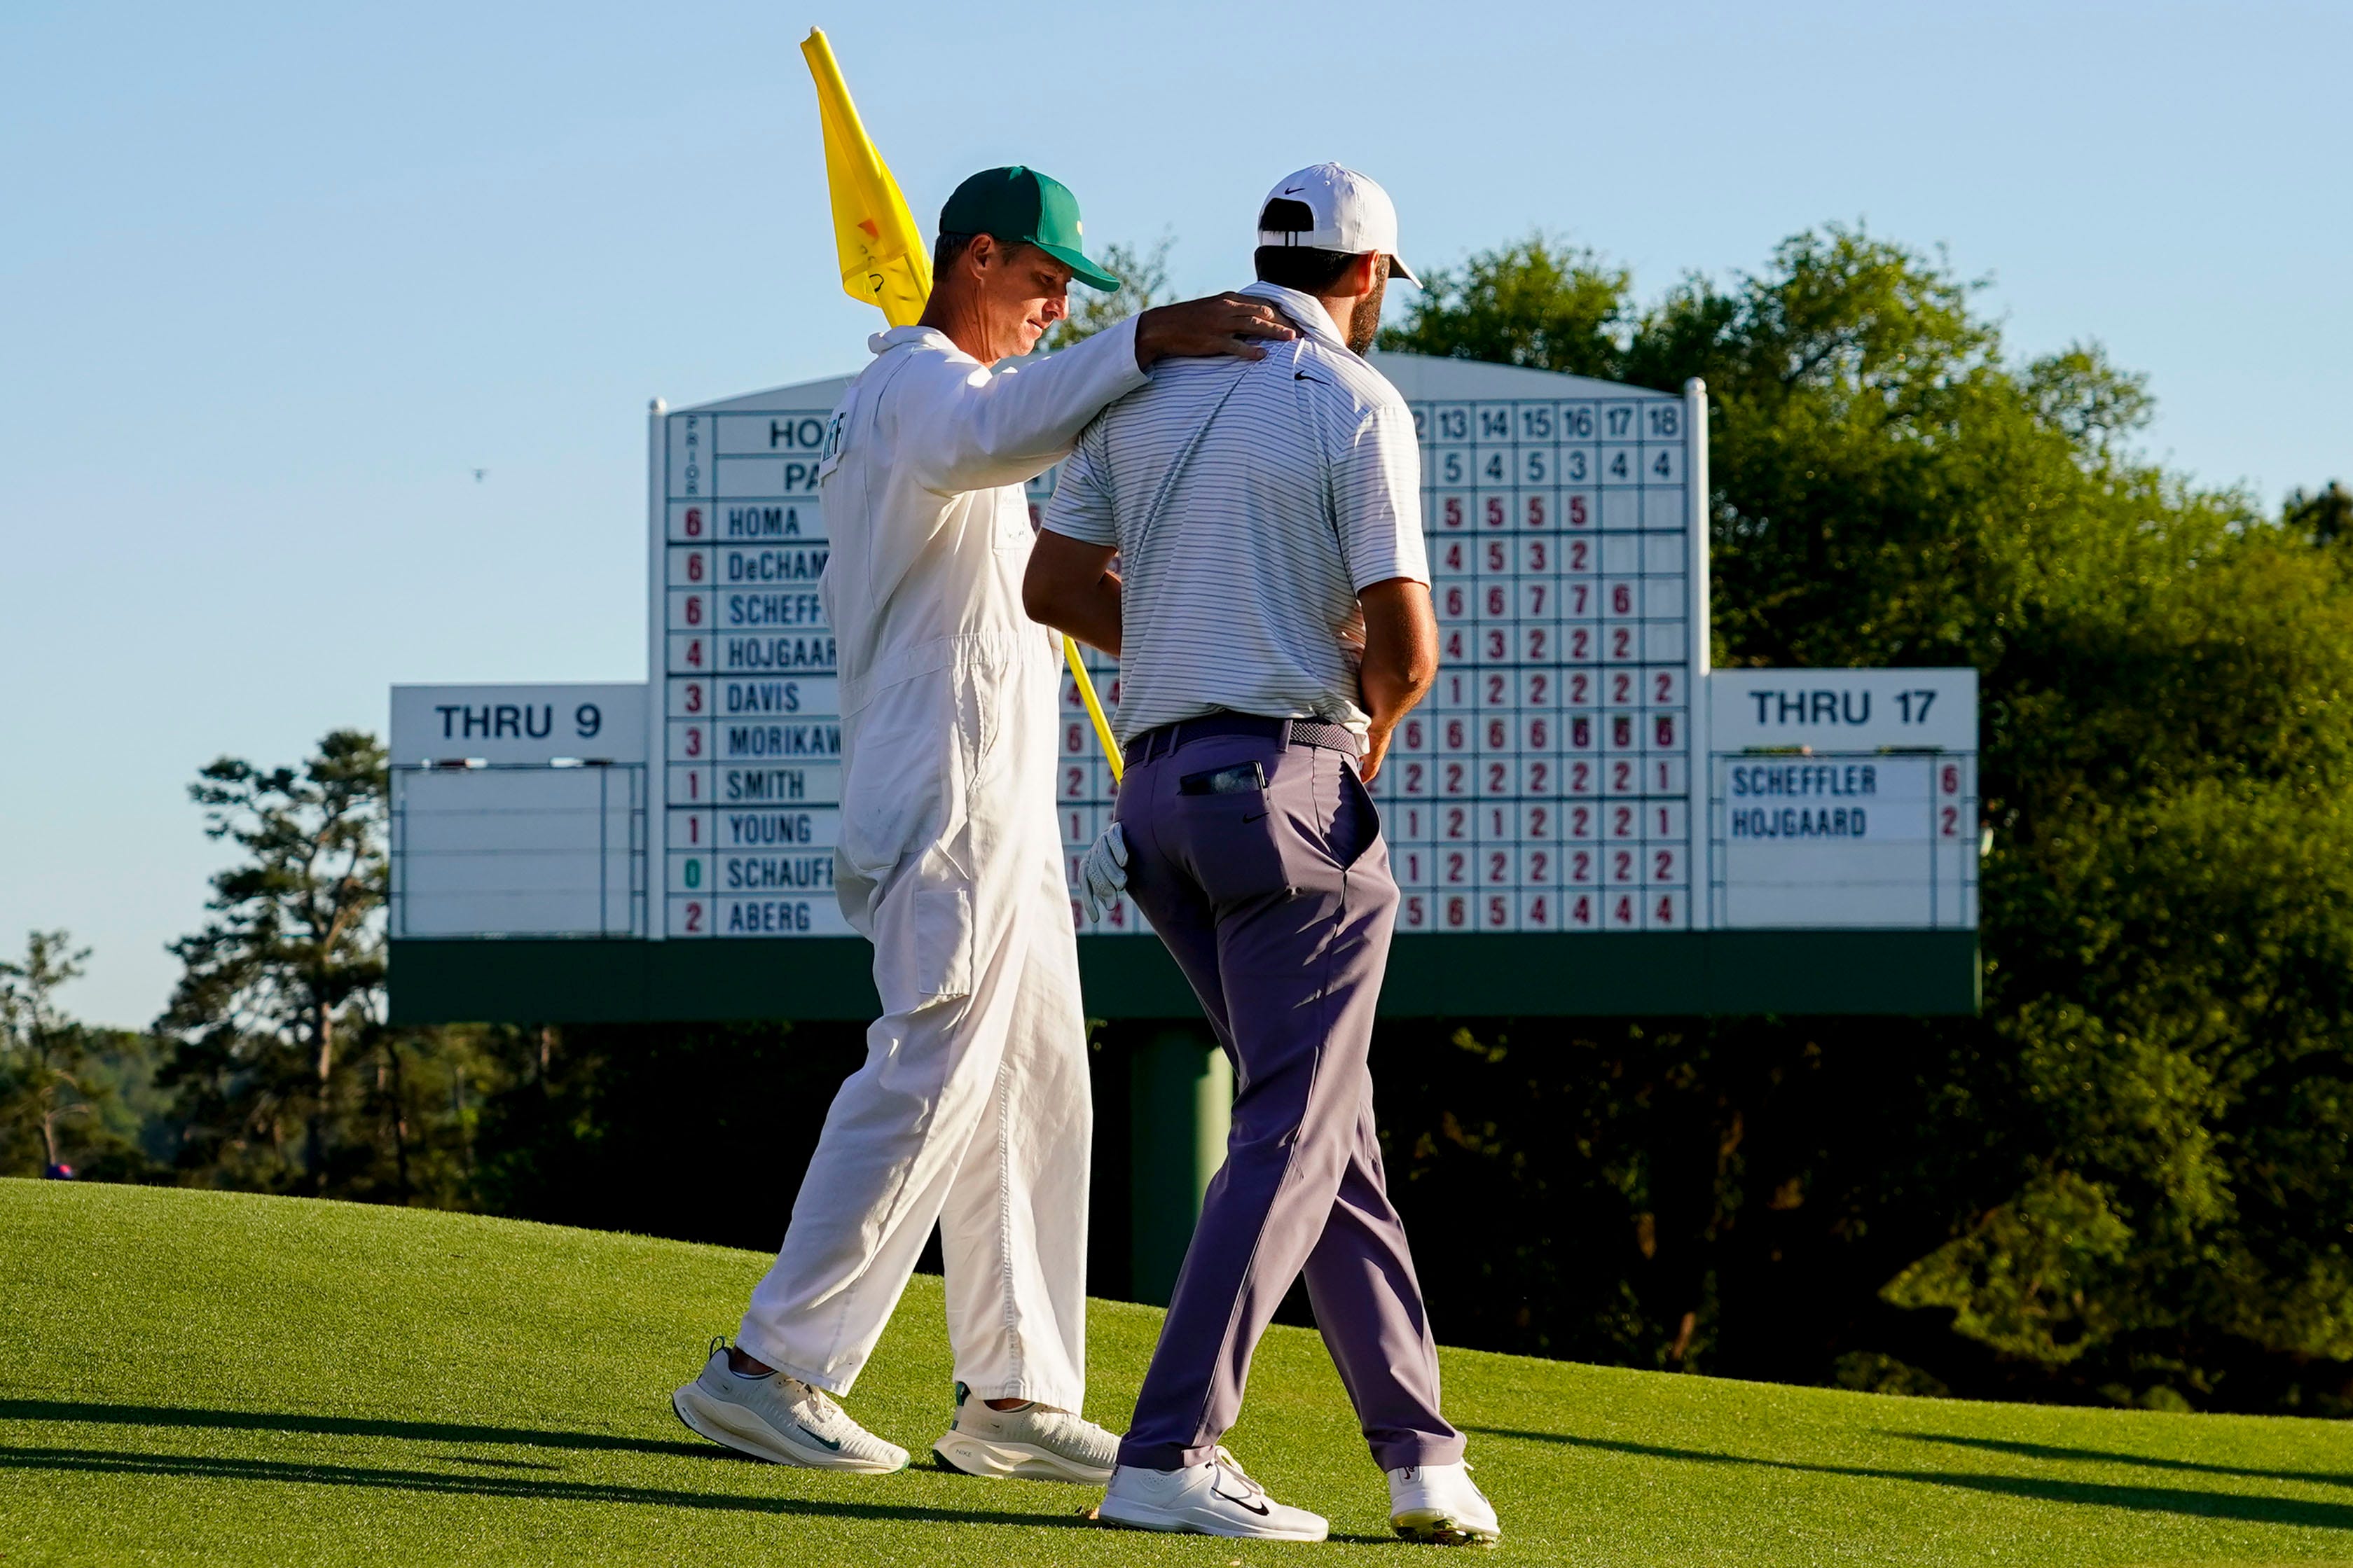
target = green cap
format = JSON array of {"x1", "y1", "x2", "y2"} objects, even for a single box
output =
[{"x1": 939, "y1": 166, "x2": 1121, "y2": 292}]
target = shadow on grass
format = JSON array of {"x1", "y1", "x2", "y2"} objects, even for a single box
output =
[
  {"x1": 1886, "y1": 1431, "x2": 2353, "y2": 1491},
  {"x1": 0, "y1": 1447, "x2": 1096, "y2": 1529},
  {"x1": 1464, "y1": 1427, "x2": 2353, "y2": 1532},
  {"x1": 0, "y1": 1400, "x2": 714, "y2": 1461}
]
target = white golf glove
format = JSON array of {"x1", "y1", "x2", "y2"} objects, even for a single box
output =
[{"x1": 1081, "y1": 822, "x2": 1129, "y2": 921}]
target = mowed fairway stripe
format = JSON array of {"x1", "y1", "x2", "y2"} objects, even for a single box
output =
[{"x1": 6, "y1": 1179, "x2": 2353, "y2": 1566}]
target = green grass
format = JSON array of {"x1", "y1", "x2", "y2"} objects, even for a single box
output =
[{"x1": 5, "y1": 1181, "x2": 2353, "y2": 1565}]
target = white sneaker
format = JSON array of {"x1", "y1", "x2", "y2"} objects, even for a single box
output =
[
  {"x1": 670, "y1": 1342, "x2": 909, "y2": 1473},
  {"x1": 933, "y1": 1382, "x2": 1119, "y2": 1483},
  {"x1": 1388, "y1": 1462, "x2": 1500, "y2": 1546},
  {"x1": 1100, "y1": 1448, "x2": 1328, "y2": 1541}
]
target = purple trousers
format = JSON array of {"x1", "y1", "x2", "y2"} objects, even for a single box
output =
[{"x1": 1113, "y1": 725, "x2": 1464, "y2": 1473}]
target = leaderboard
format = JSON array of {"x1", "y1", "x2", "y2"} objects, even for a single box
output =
[
  {"x1": 658, "y1": 396, "x2": 852, "y2": 939},
  {"x1": 658, "y1": 361, "x2": 1709, "y2": 940},
  {"x1": 1049, "y1": 370, "x2": 1706, "y2": 934}
]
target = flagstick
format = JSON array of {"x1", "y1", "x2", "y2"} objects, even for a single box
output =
[
  {"x1": 1064, "y1": 635, "x2": 1124, "y2": 785},
  {"x1": 802, "y1": 26, "x2": 1125, "y2": 784}
]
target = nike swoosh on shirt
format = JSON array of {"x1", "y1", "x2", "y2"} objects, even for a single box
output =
[
  {"x1": 1294, "y1": 371, "x2": 1325, "y2": 384},
  {"x1": 1213, "y1": 1486, "x2": 1271, "y2": 1516}
]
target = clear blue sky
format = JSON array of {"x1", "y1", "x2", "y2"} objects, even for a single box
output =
[{"x1": 4, "y1": 1, "x2": 2345, "y2": 1027}]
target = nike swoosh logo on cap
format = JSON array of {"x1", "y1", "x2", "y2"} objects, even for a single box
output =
[{"x1": 1283, "y1": 186, "x2": 1304, "y2": 194}]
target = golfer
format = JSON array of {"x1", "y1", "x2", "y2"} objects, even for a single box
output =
[
  {"x1": 1023, "y1": 165, "x2": 1498, "y2": 1543},
  {"x1": 672, "y1": 166, "x2": 1292, "y2": 1482}
]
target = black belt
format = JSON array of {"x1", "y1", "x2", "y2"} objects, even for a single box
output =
[{"x1": 1125, "y1": 712, "x2": 1361, "y2": 769}]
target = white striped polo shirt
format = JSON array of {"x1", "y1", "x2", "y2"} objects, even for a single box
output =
[{"x1": 1040, "y1": 280, "x2": 1428, "y2": 745}]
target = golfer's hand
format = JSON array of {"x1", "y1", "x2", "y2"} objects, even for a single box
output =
[
  {"x1": 1360, "y1": 725, "x2": 1394, "y2": 785},
  {"x1": 1133, "y1": 294, "x2": 1297, "y2": 367},
  {"x1": 1081, "y1": 822, "x2": 1130, "y2": 921}
]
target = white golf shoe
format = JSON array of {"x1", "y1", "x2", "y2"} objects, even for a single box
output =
[
  {"x1": 1099, "y1": 1447, "x2": 1328, "y2": 1541},
  {"x1": 1388, "y1": 1461, "x2": 1500, "y2": 1546},
  {"x1": 932, "y1": 1382, "x2": 1119, "y2": 1483},
  {"x1": 670, "y1": 1342, "x2": 909, "y2": 1473}
]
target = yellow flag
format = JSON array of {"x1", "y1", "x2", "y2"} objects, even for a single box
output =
[
  {"x1": 800, "y1": 28, "x2": 932, "y2": 328},
  {"x1": 797, "y1": 28, "x2": 1122, "y2": 782}
]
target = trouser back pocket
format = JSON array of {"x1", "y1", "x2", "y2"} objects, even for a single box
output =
[{"x1": 1179, "y1": 761, "x2": 1267, "y2": 796}]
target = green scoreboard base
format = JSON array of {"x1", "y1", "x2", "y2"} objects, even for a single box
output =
[{"x1": 387, "y1": 929, "x2": 1978, "y2": 1025}]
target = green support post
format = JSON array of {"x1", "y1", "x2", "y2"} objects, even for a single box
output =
[{"x1": 1129, "y1": 1027, "x2": 1232, "y2": 1307}]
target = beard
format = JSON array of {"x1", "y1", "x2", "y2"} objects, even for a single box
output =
[{"x1": 1346, "y1": 259, "x2": 1390, "y2": 354}]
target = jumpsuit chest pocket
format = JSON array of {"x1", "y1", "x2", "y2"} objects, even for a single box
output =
[{"x1": 993, "y1": 490, "x2": 1038, "y2": 554}]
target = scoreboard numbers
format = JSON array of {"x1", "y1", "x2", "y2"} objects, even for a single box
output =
[
  {"x1": 656, "y1": 405, "x2": 851, "y2": 941},
  {"x1": 1044, "y1": 375, "x2": 1706, "y2": 936}
]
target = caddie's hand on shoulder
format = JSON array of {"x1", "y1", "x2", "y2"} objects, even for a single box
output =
[{"x1": 1133, "y1": 293, "x2": 1296, "y2": 368}]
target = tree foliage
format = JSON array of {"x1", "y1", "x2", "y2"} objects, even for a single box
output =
[
  {"x1": 1042, "y1": 235, "x2": 1175, "y2": 351},
  {"x1": 158, "y1": 730, "x2": 389, "y2": 1190},
  {"x1": 1381, "y1": 235, "x2": 1632, "y2": 375},
  {"x1": 146, "y1": 729, "x2": 520, "y2": 1206},
  {"x1": 1377, "y1": 228, "x2": 2353, "y2": 1412},
  {"x1": 0, "y1": 931, "x2": 165, "y2": 1181},
  {"x1": 1, "y1": 931, "x2": 99, "y2": 1174},
  {"x1": 2287, "y1": 480, "x2": 2353, "y2": 546}
]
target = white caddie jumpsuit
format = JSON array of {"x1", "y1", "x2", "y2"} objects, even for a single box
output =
[{"x1": 735, "y1": 317, "x2": 1148, "y2": 1411}]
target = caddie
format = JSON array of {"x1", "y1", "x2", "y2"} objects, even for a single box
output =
[
  {"x1": 671, "y1": 166, "x2": 1293, "y2": 1483},
  {"x1": 1023, "y1": 164, "x2": 1498, "y2": 1543}
]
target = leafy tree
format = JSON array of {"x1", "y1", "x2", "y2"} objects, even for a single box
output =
[
  {"x1": 1381, "y1": 235, "x2": 1631, "y2": 376},
  {"x1": 0, "y1": 931, "x2": 102, "y2": 1174},
  {"x1": 149, "y1": 730, "x2": 556, "y2": 1206},
  {"x1": 158, "y1": 730, "x2": 390, "y2": 1192},
  {"x1": 1042, "y1": 235, "x2": 1174, "y2": 350},
  {"x1": 2287, "y1": 480, "x2": 2352, "y2": 545}
]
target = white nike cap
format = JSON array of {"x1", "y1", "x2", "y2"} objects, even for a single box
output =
[{"x1": 1257, "y1": 162, "x2": 1420, "y2": 286}]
